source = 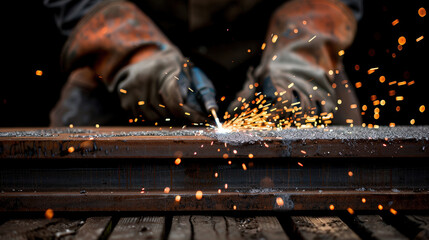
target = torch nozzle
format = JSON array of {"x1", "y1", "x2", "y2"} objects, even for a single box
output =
[{"x1": 210, "y1": 108, "x2": 223, "y2": 130}]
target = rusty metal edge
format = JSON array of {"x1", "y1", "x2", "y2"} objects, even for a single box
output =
[
  {"x1": 1, "y1": 138, "x2": 428, "y2": 159},
  {"x1": 1, "y1": 191, "x2": 428, "y2": 211}
]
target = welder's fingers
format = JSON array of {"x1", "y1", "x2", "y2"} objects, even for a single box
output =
[
  {"x1": 116, "y1": 59, "x2": 167, "y2": 122},
  {"x1": 161, "y1": 72, "x2": 208, "y2": 123}
]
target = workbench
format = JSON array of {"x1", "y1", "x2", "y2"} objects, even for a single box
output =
[{"x1": 0, "y1": 126, "x2": 428, "y2": 239}]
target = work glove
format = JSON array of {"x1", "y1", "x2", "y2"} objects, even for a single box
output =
[
  {"x1": 51, "y1": 0, "x2": 217, "y2": 126},
  {"x1": 115, "y1": 45, "x2": 217, "y2": 123},
  {"x1": 228, "y1": 0, "x2": 361, "y2": 126}
]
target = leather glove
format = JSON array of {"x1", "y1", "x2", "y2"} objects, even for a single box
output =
[
  {"x1": 54, "y1": 0, "x2": 217, "y2": 125},
  {"x1": 115, "y1": 45, "x2": 217, "y2": 123},
  {"x1": 228, "y1": 0, "x2": 360, "y2": 126}
]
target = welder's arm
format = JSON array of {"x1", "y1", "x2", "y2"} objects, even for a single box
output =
[{"x1": 56, "y1": 0, "x2": 217, "y2": 124}]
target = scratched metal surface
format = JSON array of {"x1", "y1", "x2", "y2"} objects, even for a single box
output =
[{"x1": 0, "y1": 126, "x2": 428, "y2": 158}]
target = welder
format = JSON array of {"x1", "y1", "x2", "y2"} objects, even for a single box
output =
[{"x1": 46, "y1": 0, "x2": 363, "y2": 127}]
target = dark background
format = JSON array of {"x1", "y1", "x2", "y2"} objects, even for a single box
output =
[{"x1": 1, "y1": 0, "x2": 427, "y2": 126}]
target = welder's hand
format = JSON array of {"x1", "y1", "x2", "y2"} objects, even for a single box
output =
[
  {"x1": 114, "y1": 45, "x2": 217, "y2": 123},
  {"x1": 228, "y1": 0, "x2": 359, "y2": 124}
]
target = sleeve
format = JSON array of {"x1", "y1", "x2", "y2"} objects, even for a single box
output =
[{"x1": 43, "y1": 0, "x2": 103, "y2": 35}]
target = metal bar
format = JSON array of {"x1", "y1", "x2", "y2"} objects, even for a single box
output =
[
  {"x1": 1, "y1": 191, "x2": 428, "y2": 212},
  {"x1": 0, "y1": 126, "x2": 428, "y2": 159},
  {"x1": 1, "y1": 157, "x2": 428, "y2": 191}
]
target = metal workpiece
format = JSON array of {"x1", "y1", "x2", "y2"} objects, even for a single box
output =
[
  {"x1": 0, "y1": 126, "x2": 428, "y2": 159},
  {"x1": 1, "y1": 126, "x2": 428, "y2": 212}
]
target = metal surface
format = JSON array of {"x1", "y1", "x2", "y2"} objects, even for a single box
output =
[
  {"x1": 1, "y1": 157, "x2": 428, "y2": 191},
  {"x1": 1, "y1": 126, "x2": 428, "y2": 212},
  {"x1": 0, "y1": 126, "x2": 428, "y2": 159}
]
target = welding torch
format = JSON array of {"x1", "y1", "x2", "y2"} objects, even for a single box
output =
[{"x1": 190, "y1": 67, "x2": 222, "y2": 129}]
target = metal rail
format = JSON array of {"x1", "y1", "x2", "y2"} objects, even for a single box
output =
[
  {"x1": 0, "y1": 126, "x2": 428, "y2": 159},
  {"x1": 1, "y1": 126, "x2": 428, "y2": 212}
]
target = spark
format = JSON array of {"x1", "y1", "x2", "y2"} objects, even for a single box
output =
[
  {"x1": 338, "y1": 50, "x2": 345, "y2": 56},
  {"x1": 329, "y1": 204, "x2": 335, "y2": 210},
  {"x1": 68, "y1": 147, "x2": 75, "y2": 153},
  {"x1": 308, "y1": 35, "x2": 317, "y2": 42},
  {"x1": 355, "y1": 82, "x2": 362, "y2": 88},
  {"x1": 261, "y1": 42, "x2": 266, "y2": 50},
  {"x1": 242, "y1": 163, "x2": 247, "y2": 171},
  {"x1": 195, "y1": 190, "x2": 203, "y2": 200},
  {"x1": 297, "y1": 162, "x2": 304, "y2": 167},
  {"x1": 355, "y1": 65, "x2": 360, "y2": 71},
  {"x1": 398, "y1": 81, "x2": 408, "y2": 87},
  {"x1": 348, "y1": 171, "x2": 353, "y2": 177},
  {"x1": 398, "y1": 36, "x2": 406, "y2": 45},
  {"x1": 164, "y1": 187, "x2": 170, "y2": 193},
  {"x1": 272, "y1": 34, "x2": 279, "y2": 43},
  {"x1": 175, "y1": 195, "x2": 181, "y2": 202},
  {"x1": 175, "y1": 158, "x2": 181, "y2": 165},
  {"x1": 392, "y1": 19, "x2": 399, "y2": 26},
  {"x1": 119, "y1": 89, "x2": 127, "y2": 94},
  {"x1": 138, "y1": 101, "x2": 145, "y2": 105},
  {"x1": 248, "y1": 153, "x2": 254, "y2": 159},
  {"x1": 276, "y1": 197, "x2": 284, "y2": 206},
  {"x1": 390, "y1": 208, "x2": 398, "y2": 215},
  {"x1": 419, "y1": 105, "x2": 426, "y2": 113},
  {"x1": 361, "y1": 198, "x2": 366, "y2": 203},
  {"x1": 35, "y1": 70, "x2": 43, "y2": 76},
  {"x1": 416, "y1": 36, "x2": 424, "y2": 42},
  {"x1": 45, "y1": 209, "x2": 54, "y2": 219},
  {"x1": 347, "y1": 208, "x2": 354, "y2": 215},
  {"x1": 378, "y1": 204, "x2": 383, "y2": 210},
  {"x1": 418, "y1": 7, "x2": 426, "y2": 17},
  {"x1": 367, "y1": 67, "x2": 379, "y2": 74}
]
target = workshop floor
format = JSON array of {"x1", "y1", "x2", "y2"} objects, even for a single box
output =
[{"x1": 1, "y1": 212, "x2": 428, "y2": 239}]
